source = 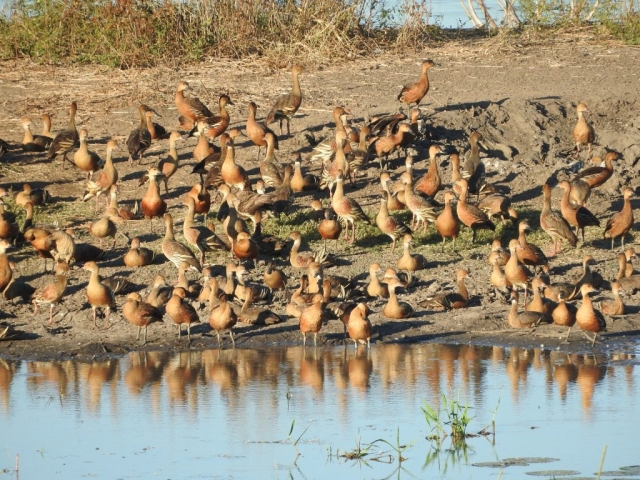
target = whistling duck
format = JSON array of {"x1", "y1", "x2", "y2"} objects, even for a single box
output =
[
  {"x1": 624, "y1": 248, "x2": 636, "y2": 277},
  {"x1": 435, "y1": 191, "x2": 460, "y2": 252},
  {"x1": 123, "y1": 237, "x2": 154, "y2": 267},
  {"x1": 604, "y1": 187, "x2": 634, "y2": 250},
  {"x1": 574, "y1": 151, "x2": 617, "y2": 188},
  {"x1": 103, "y1": 184, "x2": 136, "y2": 222},
  {"x1": 374, "y1": 123, "x2": 412, "y2": 170},
  {"x1": 175, "y1": 261, "x2": 200, "y2": 298},
  {"x1": 455, "y1": 179, "x2": 495, "y2": 243},
  {"x1": 73, "y1": 239, "x2": 106, "y2": 264},
  {"x1": 346, "y1": 125, "x2": 372, "y2": 176},
  {"x1": 286, "y1": 275, "x2": 311, "y2": 317},
  {"x1": 505, "y1": 239, "x2": 532, "y2": 305},
  {"x1": 89, "y1": 214, "x2": 117, "y2": 249},
  {"x1": 318, "y1": 208, "x2": 343, "y2": 250},
  {"x1": 234, "y1": 265, "x2": 271, "y2": 303},
  {"x1": 32, "y1": 262, "x2": 69, "y2": 325},
  {"x1": 397, "y1": 233, "x2": 427, "y2": 272},
  {"x1": 183, "y1": 196, "x2": 219, "y2": 264},
  {"x1": 415, "y1": 145, "x2": 444, "y2": 198},
  {"x1": 22, "y1": 204, "x2": 55, "y2": 272},
  {"x1": 616, "y1": 253, "x2": 640, "y2": 292},
  {"x1": 264, "y1": 261, "x2": 288, "y2": 296},
  {"x1": 0, "y1": 200, "x2": 18, "y2": 242},
  {"x1": 291, "y1": 153, "x2": 319, "y2": 192},
  {"x1": 461, "y1": 132, "x2": 486, "y2": 198},
  {"x1": 332, "y1": 171, "x2": 371, "y2": 243},
  {"x1": 383, "y1": 277, "x2": 414, "y2": 319},
  {"x1": 84, "y1": 261, "x2": 115, "y2": 329},
  {"x1": 526, "y1": 277, "x2": 555, "y2": 315},
  {"x1": 20, "y1": 117, "x2": 47, "y2": 152},
  {"x1": 197, "y1": 269, "x2": 215, "y2": 304},
  {"x1": 477, "y1": 194, "x2": 517, "y2": 223},
  {"x1": 508, "y1": 291, "x2": 550, "y2": 328},
  {"x1": 382, "y1": 267, "x2": 414, "y2": 290},
  {"x1": 552, "y1": 292, "x2": 577, "y2": 342},
  {"x1": 14, "y1": 184, "x2": 49, "y2": 209},
  {"x1": 347, "y1": 303, "x2": 372, "y2": 349},
  {"x1": 123, "y1": 293, "x2": 162, "y2": 344},
  {"x1": 377, "y1": 192, "x2": 412, "y2": 254},
  {"x1": 208, "y1": 291, "x2": 237, "y2": 346},
  {"x1": 127, "y1": 105, "x2": 152, "y2": 165},
  {"x1": 220, "y1": 135, "x2": 251, "y2": 191},
  {"x1": 600, "y1": 281, "x2": 626, "y2": 316},
  {"x1": 162, "y1": 213, "x2": 201, "y2": 272},
  {"x1": 420, "y1": 269, "x2": 470, "y2": 310},
  {"x1": 140, "y1": 168, "x2": 166, "y2": 232},
  {"x1": 233, "y1": 232, "x2": 259, "y2": 261},
  {"x1": 239, "y1": 288, "x2": 282, "y2": 325},
  {"x1": 402, "y1": 174, "x2": 437, "y2": 232},
  {"x1": 569, "y1": 178, "x2": 591, "y2": 207},
  {"x1": 40, "y1": 113, "x2": 55, "y2": 138},
  {"x1": 572, "y1": 102, "x2": 595, "y2": 155},
  {"x1": 83, "y1": 139, "x2": 119, "y2": 209},
  {"x1": 47, "y1": 102, "x2": 79, "y2": 166},
  {"x1": 490, "y1": 256, "x2": 511, "y2": 293},
  {"x1": 175, "y1": 81, "x2": 214, "y2": 129},
  {"x1": 321, "y1": 135, "x2": 351, "y2": 196},
  {"x1": 73, "y1": 129, "x2": 102, "y2": 180},
  {"x1": 199, "y1": 94, "x2": 234, "y2": 139},
  {"x1": 166, "y1": 287, "x2": 200, "y2": 340},
  {"x1": 558, "y1": 180, "x2": 599, "y2": 243},
  {"x1": 146, "y1": 274, "x2": 173, "y2": 309},
  {"x1": 0, "y1": 239, "x2": 13, "y2": 293},
  {"x1": 380, "y1": 173, "x2": 406, "y2": 211},
  {"x1": 193, "y1": 122, "x2": 216, "y2": 162},
  {"x1": 45, "y1": 230, "x2": 76, "y2": 266},
  {"x1": 289, "y1": 231, "x2": 329, "y2": 269},
  {"x1": 259, "y1": 134, "x2": 284, "y2": 188},
  {"x1": 516, "y1": 220, "x2": 549, "y2": 272},
  {"x1": 145, "y1": 109, "x2": 167, "y2": 140},
  {"x1": 540, "y1": 183, "x2": 577, "y2": 256},
  {"x1": 367, "y1": 112, "x2": 406, "y2": 138},
  {"x1": 397, "y1": 59, "x2": 435, "y2": 106},
  {"x1": 367, "y1": 263, "x2": 389, "y2": 299},
  {"x1": 576, "y1": 284, "x2": 606, "y2": 346},
  {"x1": 298, "y1": 293, "x2": 325, "y2": 346},
  {"x1": 488, "y1": 239, "x2": 510, "y2": 267},
  {"x1": 247, "y1": 101, "x2": 278, "y2": 160},
  {"x1": 306, "y1": 106, "x2": 352, "y2": 165},
  {"x1": 266, "y1": 64, "x2": 303, "y2": 136},
  {"x1": 155, "y1": 131, "x2": 183, "y2": 194}
]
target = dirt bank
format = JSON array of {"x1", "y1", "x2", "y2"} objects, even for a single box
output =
[{"x1": 1, "y1": 34, "x2": 640, "y2": 361}]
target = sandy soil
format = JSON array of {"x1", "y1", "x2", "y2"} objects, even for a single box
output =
[{"x1": 1, "y1": 33, "x2": 639, "y2": 361}]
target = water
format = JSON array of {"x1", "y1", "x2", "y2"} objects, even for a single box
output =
[{"x1": 2, "y1": 344, "x2": 639, "y2": 479}]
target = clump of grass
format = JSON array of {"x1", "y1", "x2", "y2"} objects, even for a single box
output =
[
  {"x1": 0, "y1": 0, "x2": 400, "y2": 67},
  {"x1": 287, "y1": 417, "x2": 310, "y2": 457},
  {"x1": 422, "y1": 392, "x2": 473, "y2": 446}
]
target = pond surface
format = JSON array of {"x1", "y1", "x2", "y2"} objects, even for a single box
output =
[{"x1": 2, "y1": 344, "x2": 640, "y2": 479}]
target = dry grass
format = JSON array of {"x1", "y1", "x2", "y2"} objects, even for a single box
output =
[{"x1": 1, "y1": 0, "x2": 636, "y2": 69}]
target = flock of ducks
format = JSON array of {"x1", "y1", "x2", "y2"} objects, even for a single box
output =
[{"x1": 0, "y1": 60, "x2": 637, "y2": 349}]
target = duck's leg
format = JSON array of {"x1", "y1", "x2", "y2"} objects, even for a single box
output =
[
  {"x1": 187, "y1": 323, "x2": 191, "y2": 341},
  {"x1": 49, "y1": 305, "x2": 55, "y2": 325},
  {"x1": 104, "y1": 307, "x2": 111, "y2": 329},
  {"x1": 92, "y1": 306, "x2": 98, "y2": 329},
  {"x1": 229, "y1": 330, "x2": 235, "y2": 347},
  {"x1": 562, "y1": 326, "x2": 572, "y2": 343},
  {"x1": 137, "y1": 326, "x2": 141, "y2": 341},
  {"x1": 216, "y1": 330, "x2": 221, "y2": 348}
]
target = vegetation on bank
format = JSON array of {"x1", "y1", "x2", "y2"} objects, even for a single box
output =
[{"x1": 0, "y1": 0, "x2": 637, "y2": 68}]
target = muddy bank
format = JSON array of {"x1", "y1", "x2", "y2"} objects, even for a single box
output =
[{"x1": 1, "y1": 35, "x2": 640, "y2": 361}]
